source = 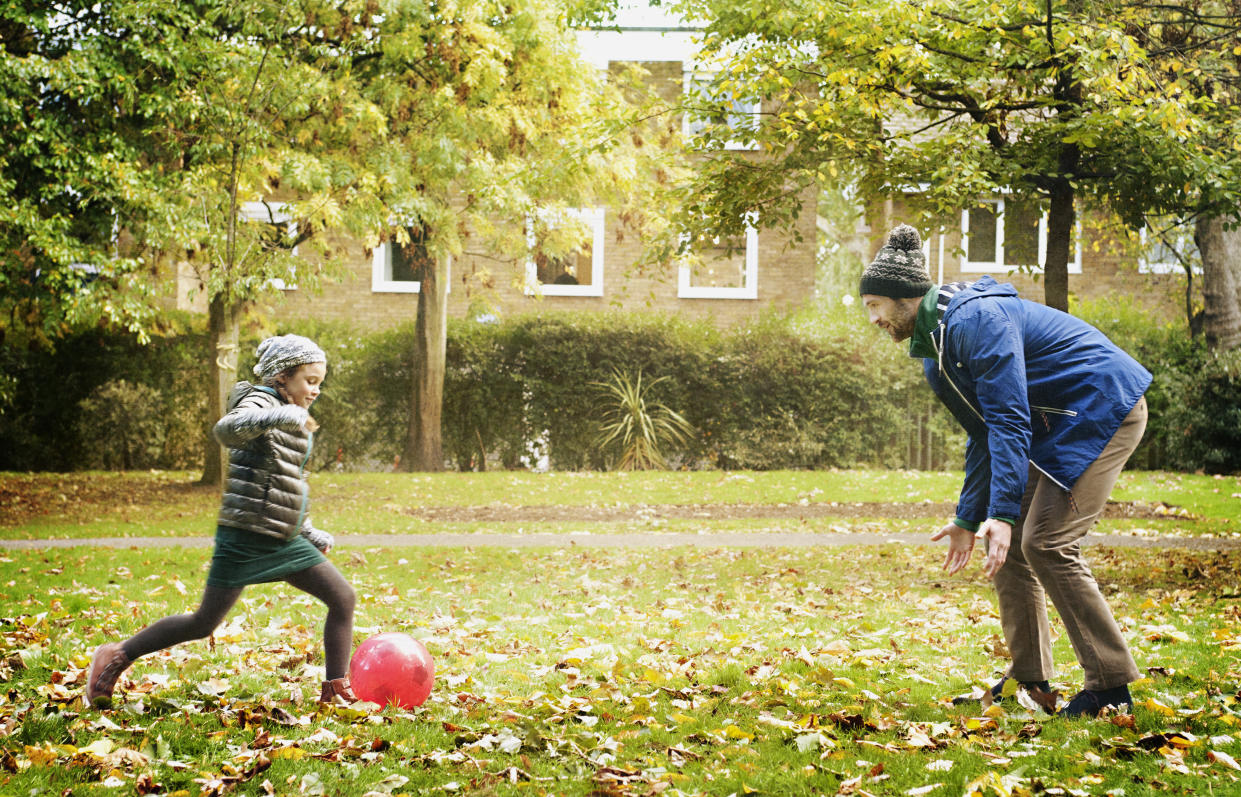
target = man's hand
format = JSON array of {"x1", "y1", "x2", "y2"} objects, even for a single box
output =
[
  {"x1": 930, "y1": 522, "x2": 976, "y2": 575},
  {"x1": 977, "y1": 518, "x2": 1013, "y2": 579}
]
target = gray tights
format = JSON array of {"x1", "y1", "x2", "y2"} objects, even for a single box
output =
[{"x1": 119, "y1": 561, "x2": 356, "y2": 679}]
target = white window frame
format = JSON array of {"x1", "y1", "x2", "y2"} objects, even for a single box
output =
[
  {"x1": 372, "y1": 227, "x2": 451, "y2": 294},
  {"x1": 241, "y1": 201, "x2": 298, "y2": 290},
  {"x1": 1138, "y1": 225, "x2": 1200, "y2": 275},
  {"x1": 523, "y1": 208, "x2": 606, "y2": 298},
  {"x1": 961, "y1": 199, "x2": 1081, "y2": 274},
  {"x1": 677, "y1": 219, "x2": 759, "y2": 300},
  {"x1": 682, "y1": 68, "x2": 760, "y2": 151}
]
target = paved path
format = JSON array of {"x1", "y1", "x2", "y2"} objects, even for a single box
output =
[{"x1": 2, "y1": 531, "x2": 1238, "y2": 550}]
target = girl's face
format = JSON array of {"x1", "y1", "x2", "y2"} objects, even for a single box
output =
[{"x1": 278, "y1": 362, "x2": 327, "y2": 408}]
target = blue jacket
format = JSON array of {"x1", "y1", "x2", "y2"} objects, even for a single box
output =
[{"x1": 909, "y1": 277, "x2": 1152, "y2": 525}]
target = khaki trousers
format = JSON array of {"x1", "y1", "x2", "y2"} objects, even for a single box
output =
[{"x1": 992, "y1": 396, "x2": 1147, "y2": 690}]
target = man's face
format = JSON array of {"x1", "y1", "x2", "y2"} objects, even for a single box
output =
[
  {"x1": 862, "y1": 294, "x2": 919, "y2": 343},
  {"x1": 280, "y1": 362, "x2": 327, "y2": 408}
]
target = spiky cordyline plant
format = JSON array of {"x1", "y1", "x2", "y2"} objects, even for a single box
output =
[{"x1": 593, "y1": 368, "x2": 694, "y2": 470}]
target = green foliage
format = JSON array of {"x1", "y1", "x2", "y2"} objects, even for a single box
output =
[
  {"x1": 2, "y1": 0, "x2": 683, "y2": 478},
  {"x1": 1159, "y1": 349, "x2": 1241, "y2": 474},
  {"x1": 233, "y1": 318, "x2": 408, "y2": 472},
  {"x1": 1076, "y1": 294, "x2": 1241, "y2": 474},
  {"x1": 1, "y1": 310, "x2": 956, "y2": 473},
  {"x1": 0, "y1": 326, "x2": 208, "y2": 471},
  {"x1": 75, "y1": 380, "x2": 167, "y2": 470},
  {"x1": 593, "y1": 369, "x2": 694, "y2": 470},
  {"x1": 670, "y1": 0, "x2": 1241, "y2": 309},
  {"x1": 8, "y1": 299, "x2": 1240, "y2": 474},
  {"x1": 443, "y1": 318, "x2": 530, "y2": 471},
  {"x1": 500, "y1": 312, "x2": 716, "y2": 470}
]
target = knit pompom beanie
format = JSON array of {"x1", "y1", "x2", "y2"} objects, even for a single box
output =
[
  {"x1": 252, "y1": 334, "x2": 326, "y2": 381},
  {"x1": 859, "y1": 224, "x2": 933, "y2": 299}
]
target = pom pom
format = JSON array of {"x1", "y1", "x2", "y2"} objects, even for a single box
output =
[{"x1": 886, "y1": 224, "x2": 922, "y2": 252}]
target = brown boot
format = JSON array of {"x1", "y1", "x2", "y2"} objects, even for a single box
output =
[
  {"x1": 86, "y1": 642, "x2": 132, "y2": 708},
  {"x1": 318, "y1": 677, "x2": 358, "y2": 705}
]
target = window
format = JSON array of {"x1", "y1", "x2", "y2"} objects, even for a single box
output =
[
  {"x1": 372, "y1": 225, "x2": 435, "y2": 294},
  {"x1": 241, "y1": 201, "x2": 298, "y2": 290},
  {"x1": 961, "y1": 199, "x2": 1081, "y2": 273},
  {"x1": 1139, "y1": 225, "x2": 1199, "y2": 275},
  {"x1": 677, "y1": 221, "x2": 759, "y2": 300},
  {"x1": 523, "y1": 208, "x2": 605, "y2": 297},
  {"x1": 682, "y1": 69, "x2": 760, "y2": 150}
]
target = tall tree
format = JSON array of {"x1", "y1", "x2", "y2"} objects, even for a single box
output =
[
  {"x1": 671, "y1": 0, "x2": 1238, "y2": 312},
  {"x1": 4, "y1": 0, "x2": 678, "y2": 476},
  {"x1": 1135, "y1": 1, "x2": 1241, "y2": 351},
  {"x1": 349, "y1": 0, "x2": 680, "y2": 471},
  {"x1": 1197, "y1": 217, "x2": 1241, "y2": 350},
  {"x1": 0, "y1": 2, "x2": 387, "y2": 482},
  {"x1": 162, "y1": 1, "x2": 387, "y2": 484},
  {"x1": 0, "y1": 1, "x2": 191, "y2": 347}
]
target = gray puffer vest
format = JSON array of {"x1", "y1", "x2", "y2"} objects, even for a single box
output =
[{"x1": 214, "y1": 381, "x2": 314, "y2": 541}]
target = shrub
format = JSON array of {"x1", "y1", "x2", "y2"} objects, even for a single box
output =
[
  {"x1": 6, "y1": 295, "x2": 1234, "y2": 474},
  {"x1": 1075, "y1": 295, "x2": 1226, "y2": 472},
  {"x1": 76, "y1": 379, "x2": 167, "y2": 470},
  {"x1": 237, "y1": 319, "x2": 407, "y2": 472},
  {"x1": 594, "y1": 369, "x2": 694, "y2": 470},
  {"x1": 0, "y1": 324, "x2": 208, "y2": 471},
  {"x1": 1158, "y1": 348, "x2": 1241, "y2": 473}
]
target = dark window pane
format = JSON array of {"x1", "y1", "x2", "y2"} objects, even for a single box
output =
[
  {"x1": 967, "y1": 205, "x2": 998, "y2": 263},
  {"x1": 536, "y1": 244, "x2": 592, "y2": 286},
  {"x1": 690, "y1": 234, "x2": 747, "y2": 288},
  {"x1": 1005, "y1": 202, "x2": 1041, "y2": 266},
  {"x1": 391, "y1": 226, "x2": 428, "y2": 282}
]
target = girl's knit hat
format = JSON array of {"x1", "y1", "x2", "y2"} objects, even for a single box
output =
[
  {"x1": 859, "y1": 224, "x2": 934, "y2": 299},
  {"x1": 253, "y1": 334, "x2": 326, "y2": 380}
]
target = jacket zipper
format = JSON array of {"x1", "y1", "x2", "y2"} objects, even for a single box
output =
[{"x1": 1031, "y1": 405, "x2": 1077, "y2": 417}]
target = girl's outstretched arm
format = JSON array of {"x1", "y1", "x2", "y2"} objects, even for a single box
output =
[{"x1": 214, "y1": 399, "x2": 309, "y2": 447}]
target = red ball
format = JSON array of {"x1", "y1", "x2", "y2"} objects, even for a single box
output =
[{"x1": 349, "y1": 632, "x2": 435, "y2": 708}]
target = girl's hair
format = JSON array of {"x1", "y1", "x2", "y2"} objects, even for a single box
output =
[{"x1": 262, "y1": 364, "x2": 304, "y2": 389}]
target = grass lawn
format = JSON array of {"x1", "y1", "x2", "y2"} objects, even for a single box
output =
[
  {"x1": 1, "y1": 469, "x2": 1237, "y2": 540},
  {"x1": 1, "y1": 470, "x2": 1240, "y2": 795}
]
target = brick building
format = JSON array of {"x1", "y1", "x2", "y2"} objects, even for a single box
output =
[
  {"x1": 171, "y1": 17, "x2": 1191, "y2": 329},
  {"x1": 864, "y1": 197, "x2": 1194, "y2": 317},
  {"x1": 174, "y1": 24, "x2": 819, "y2": 331}
]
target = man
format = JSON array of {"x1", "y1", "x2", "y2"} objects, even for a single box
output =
[{"x1": 859, "y1": 223, "x2": 1152, "y2": 718}]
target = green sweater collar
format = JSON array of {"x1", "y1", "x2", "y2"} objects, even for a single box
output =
[{"x1": 908, "y1": 286, "x2": 941, "y2": 360}]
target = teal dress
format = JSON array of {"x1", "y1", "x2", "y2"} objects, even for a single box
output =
[{"x1": 206, "y1": 526, "x2": 326, "y2": 588}]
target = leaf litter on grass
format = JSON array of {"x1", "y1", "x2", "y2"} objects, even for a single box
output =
[{"x1": 3, "y1": 544, "x2": 1241, "y2": 795}]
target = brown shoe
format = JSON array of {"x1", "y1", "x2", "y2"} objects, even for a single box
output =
[
  {"x1": 86, "y1": 642, "x2": 132, "y2": 708},
  {"x1": 318, "y1": 677, "x2": 358, "y2": 705}
]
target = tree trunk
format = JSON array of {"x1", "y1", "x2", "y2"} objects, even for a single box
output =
[
  {"x1": 1196, "y1": 214, "x2": 1241, "y2": 352},
  {"x1": 403, "y1": 255, "x2": 449, "y2": 471},
  {"x1": 1042, "y1": 177, "x2": 1075, "y2": 314},
  {"x1": 200, "y1": 295, "x2": 242, "y2": 486}
]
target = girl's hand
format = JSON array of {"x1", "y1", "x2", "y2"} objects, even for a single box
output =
[{"x1": 301, "y1": 526, "x2": 334, "y2": 553}]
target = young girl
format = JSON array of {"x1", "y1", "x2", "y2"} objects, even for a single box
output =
[{"x1": 86, "y1": 334, "x2": 358, "y2": 707}]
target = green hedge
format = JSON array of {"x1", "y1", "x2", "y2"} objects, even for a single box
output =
[
  {"x1": 1077, "y1": 297, "x2": 1241, "y2": 474},
  {"x1": 0, "y1": 320, "x2": 209, "y2": 471},
  {"x1": 2, "y1": 299, "x2": 1235, "y2": 474}
]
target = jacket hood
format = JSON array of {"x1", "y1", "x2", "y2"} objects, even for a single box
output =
[
  {"x1": 225, "y1": 381, "x2": 281, "y2": 412},
  {"x1": 953, "y1": 275, "x2": 1019, "y2": 303}
]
